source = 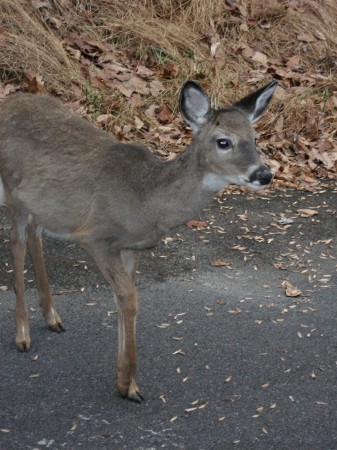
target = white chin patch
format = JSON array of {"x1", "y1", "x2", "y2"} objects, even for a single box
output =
[
  {"x1": 246, "y1": 180, "x2": 267, "y2": 190},
  {"x1": 202, "y1": 172, "x2": 269, "y2": 192}
]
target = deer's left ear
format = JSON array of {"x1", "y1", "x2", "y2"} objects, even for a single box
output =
[
  {"x1": 234, "y1": 80, "x2": 278, "y2": 123},
  {"x1": 180, "y1": 81, "x2": 212, "y2": 134}
]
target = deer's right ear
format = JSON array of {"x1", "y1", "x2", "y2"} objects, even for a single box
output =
[
  {"x1": 180, "y1": 81, "x2": 211, "y2": 134},
  {"x1": 233, "y1": 80, "x2": 278, "y2": 124}
]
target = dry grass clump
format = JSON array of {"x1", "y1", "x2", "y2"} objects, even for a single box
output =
[
  {"x1": 1, "y1": 0, "x2": 336, "y2": 98},
  {"x1": 0, "y1": 1, "x2": 83, "y2": 95},
  {"x1": 244, "y1": 0, "x2": 337, "y2": 69}
]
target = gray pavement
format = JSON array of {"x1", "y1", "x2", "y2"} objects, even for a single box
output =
[{"x1": 0, "y1": 185, "x2": 337, "y2": 449}]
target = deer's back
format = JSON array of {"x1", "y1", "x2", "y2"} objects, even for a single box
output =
[{"x1": 0, "y1": 94, "x2": 165, "y2": 242}]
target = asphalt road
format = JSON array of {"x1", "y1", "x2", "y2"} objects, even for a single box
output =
[{"x1": 1, "y1": 184, "x2": 336, "y2": 449}]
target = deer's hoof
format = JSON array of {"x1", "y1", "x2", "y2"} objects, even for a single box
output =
[
  {"x1": 121, "y1": 391, "x2": 144, "y2": 403},
  {"x1": 15, "y1": 323, "x2": 31, "y2": 352},
  {"x1": 45, "y1": 307, "x2": 65, "y2": 333},
  {"x1": 118, "y1": 378, "x2": 144, "y2": 403},
  {"x1": 16, "y1": 338, "x2": 31, "y2": 352},
  {"x1": 48, "y1": 321, "x2": 65, "y2": 333}
]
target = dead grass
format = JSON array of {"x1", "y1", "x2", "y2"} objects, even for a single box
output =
[
  {"x1": 1, "y1": 1, "x2": 336, "y2": 95},
  {"x1": 0, "y1": 1, "x2": 83, "y2": 95}
]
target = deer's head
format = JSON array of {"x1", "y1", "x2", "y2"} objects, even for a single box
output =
[{"x1": 180, "y1": 80, "x2": 278, "y2": 191}]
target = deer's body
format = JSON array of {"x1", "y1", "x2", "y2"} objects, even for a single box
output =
[
  {"x1": 0, "y1": 94, "x2": 224, "y2": 249},
  {"x1": 0, "y1": 81, "x2": 277, "y2": 402}
]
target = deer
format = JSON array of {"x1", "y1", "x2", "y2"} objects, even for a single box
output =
[{"x1": 0, "y1": 79, "x2": 277, "y2": 402}]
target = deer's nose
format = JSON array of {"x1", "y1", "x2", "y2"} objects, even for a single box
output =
[{"x1": 249, "y1": 166, "x2": 273, "y2": 186}]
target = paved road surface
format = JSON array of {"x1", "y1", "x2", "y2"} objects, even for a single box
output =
[{"x1": 1, "y1": 185, "x2": 336, "y2": 449}]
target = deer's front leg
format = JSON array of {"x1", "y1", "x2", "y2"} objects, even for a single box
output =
[
  {"x1": 84, "y1": 243, "x2": 143, "y2": 402},
  {"x1": 115, "y1": 284, "x2": 142, "y2": 402},
  {"x1": 116, "y1": 249, "x2": 142, "y2": 401}
]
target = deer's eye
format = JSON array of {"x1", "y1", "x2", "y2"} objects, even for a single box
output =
[{"x1": 217, "y1": 138, "x2": 231, "y2": 149}]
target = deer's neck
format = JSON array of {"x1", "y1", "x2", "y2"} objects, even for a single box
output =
[{"x1": 151, "y1": 144, "x2": 218, "y2": 230}]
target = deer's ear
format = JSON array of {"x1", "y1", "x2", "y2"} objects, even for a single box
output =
[
  {"x1": 180, "y1": 81, "x2": 211, "y2": 134},
  {"x1": 234, "y1": 80, "x2": 278, "y2": 123}
]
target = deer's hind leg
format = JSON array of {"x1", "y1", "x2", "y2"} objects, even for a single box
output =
[
  {"x1": 9, "y1": 213, "x2": 30, "y2": 351},
  {"x1": 27, "y1": 217, "x2": 64, "y2": 333}
]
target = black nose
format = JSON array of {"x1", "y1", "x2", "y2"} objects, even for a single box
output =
[{"x1": 249, "y1": 166, "x2": 273, "y2": 185}]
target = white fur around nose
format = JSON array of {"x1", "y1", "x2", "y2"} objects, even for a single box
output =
[{"x1": 0, "y1": 176, "x2": 5, "y2": 204}]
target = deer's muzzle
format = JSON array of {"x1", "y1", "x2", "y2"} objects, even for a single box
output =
[{"x1": 249, "y1": 166, "x2": 273, "y2": 187}]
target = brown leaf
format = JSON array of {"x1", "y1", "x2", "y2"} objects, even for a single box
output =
[
  {"x1": 23, "y1": 71, "x2": 46, "y2": 94},
  {"x1": 136, "y1": 65, "x2": 154, "y2": 79},
  {"x1": 64, "y1": 31, "x2": 107, "y2": 55},
  {"x1": 297, "y1": 209, "x2": 318, "y2": 217},
  {"x1": 149, "y1": 79, "x2": 165, "y2": 95},
  {"x1": 186, "y1": 220, "x2": 208, "y2": 229},
  {"x1": 163, "y1": 63, "x2": 179, "y2": 78},
  {"x1": 281, "y1": 280, "x2": 302, "y2": 297},
  {"x1": 134, "y1": 116, "x2": 145, "y2": 130},
  {"x1": 285, "y1": 55, "x2": 301, "y2": 69},
  {"x1": 211, "y1": 259, "x2": 231, "y2": 267},
  {"x1": 228, "y1": 307, "x2": 242, "y2": 314},
  {"x1": 240, "y1": 45, "x2": 254, "y2": 59},
  {"x1": 96, "y1": 114, "x2": 113, "y2": 128},
  {"x1": 311, "y1": 144, "x2": 334, "y2": 169},
  {"x1": 297, "y1": 33, "x2": 316, "y2": 43},
  {"x1": 251, "y1": 51, "x2": 268, "y2": 66},
  {"x1": 156, "y1": 104, "x2": 174, "y2": 124},
  {"x1": 121, "y1": 76, "x2": 150, "y2": 97},
  {"x1": 315, "y1": 31, "x2": 326, "y2": 41}
]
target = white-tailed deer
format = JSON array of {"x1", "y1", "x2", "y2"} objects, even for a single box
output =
[{"x1": 0, "y1": 80, "x2": 277, "y2": 401}]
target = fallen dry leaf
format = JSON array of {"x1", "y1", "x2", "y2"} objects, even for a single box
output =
[
  {"x1": 315, "y1": 30, "x2": 326, "y2": 41},
  {"x1": 297, "y1": 33, "x2": 316, "y2": 43},
  {"x1": 211, "y1": 259, "x2": 231, "y2": 267},
  {"x1": 297, "y1": 209, "x2": 318, "y2": 217},
  {"x1": 172, "y1": 348, "x2": 185, "y2": 355},
  {"x1": 186, "y1": 220, "x2": 208, "y2": 229},
  {"x1": 156, "y1": 104, "x2": 174, "y2": 124},
  {"x1": 228, "y1": 307, "x2": 242, "y2": 314},
  {"x1": 281, "y1": 280, "x2": 302, "y2": 297},
  {"x1": 22, "y1": 70, "x2": 46, "y2": 94},
  {"x1": 252, "y1": 51, "x2": 268, "y2": 66},
  {"x1": 96, "y1": 114, "x2": 113, "y2": 127}
]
